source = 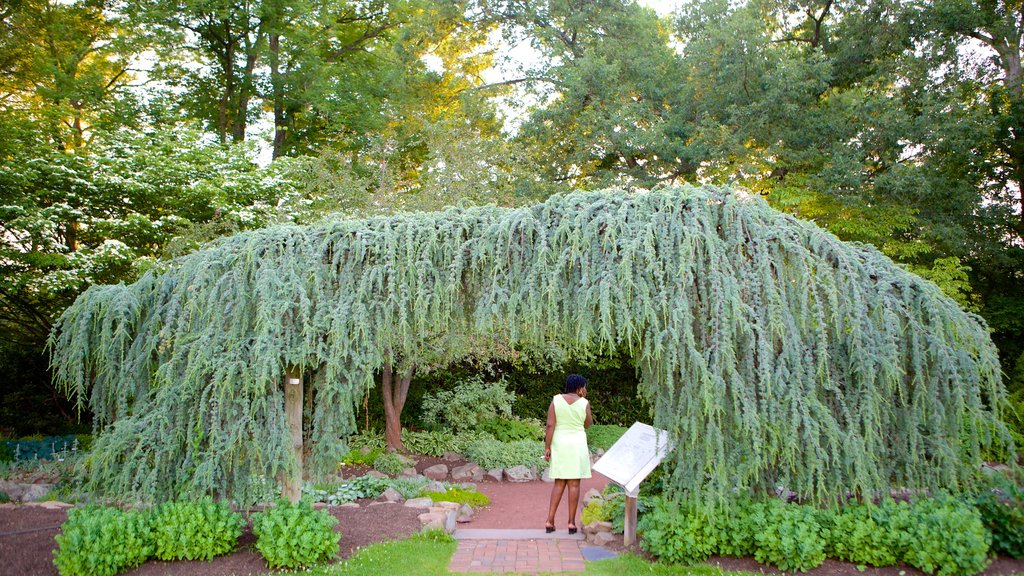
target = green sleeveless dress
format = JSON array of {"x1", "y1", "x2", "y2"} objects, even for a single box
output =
[{"x1": 549, "y1": 395, "x2": 591, "y2": 479}]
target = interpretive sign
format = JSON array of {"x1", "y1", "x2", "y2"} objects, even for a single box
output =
[
  {"x1": 592, "y1": 422, "x2": 672, "y2": 497},
  {"x1": 592, "y1": 422, "x2": 673, "y2": 546}
]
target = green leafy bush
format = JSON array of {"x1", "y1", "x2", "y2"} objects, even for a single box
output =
[
  {"x1": 975, "y1": 476, "x2": 1024, "y2": 557},
  {"x1": 464, "y1": 437, "x2": 546, "y2": 470},
  {"x1": 342, "y1": 447, "x2": 383, "y2": 466},
  {"x1": 710, "y1": 496, "x2": 757, "y2": 557},
  {"x1": 373, "y1": 452, "x2": 408, "y2": 475},
  {"x1": 53, "y1": 506, "x2": 153, "y2": 576},
  {"x1": 388, "y1": 476, "x2": 430, "y2": 499},
  {"x1": 421, "y1": 375, "x2": 514, "y2": 432},
  {"x1": 422, "y1": 486, "x2": 490, "y2": 507},
  {"x1": 150, "y1": 499, "x2": 243, "y2": 561},
  {"x1": 0, "y1": 491, "x2": 9, "y2": 503},
  {"x1": 401, "y1": 430, "x2": 457, "y2": 456},
  {"x1": 821, "y1": 502, "x2": 897, "y2": 567},
  {"x1": 306, "y1": 475, "x2": 391, "y2": 504},
  {"x1": 347, "y1": 431, "x2": 386, "y2": 452},
  {"x1": 252, "y1": 500, "x2": 340, "y2": 569},
  {"x1": 475, "y1": 418, "x2": 543, "y2": 442},
  {"x1": 638, "y1": 497, "x2": 718, "y2": 565},
  {"x1": 581, "y1": 499, "x2": 611, "y2": 526},
  {"x1": 587, "y1": 424, "x2": 628, "y2": 452},
  {"x1": 893, "y1": 497, "x2": 989, "y2": 576},
  {"x1": 750, "y1": 499, "x2": 826, "y2": 572}
]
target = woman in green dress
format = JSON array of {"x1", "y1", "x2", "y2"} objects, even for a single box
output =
[{"x1": 544, "y1": 374, "x2": 593, "y2": 534}]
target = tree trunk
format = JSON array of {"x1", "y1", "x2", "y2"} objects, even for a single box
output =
[
  {"x1": 282, "y1": 367, "x2": 303, "y2": 502},
  {"x1": 270, "y1": 31, "x2": 286, "y2": 159},
  {"x1": 381, "y1": 362, "x2": 414, "y2": 451}
]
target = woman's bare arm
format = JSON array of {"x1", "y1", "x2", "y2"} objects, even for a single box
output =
[{"x1": 544, "y1": 401, "x2": 556, "y2": 460}]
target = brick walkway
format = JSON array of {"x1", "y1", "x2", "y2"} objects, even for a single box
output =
[{"x1": 449, "y1": 530, "x2": 587, "y2": 573}]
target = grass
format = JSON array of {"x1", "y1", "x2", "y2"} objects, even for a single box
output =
[{"x1": 278, "y1": 533, "x2": 757, "y2": 576}]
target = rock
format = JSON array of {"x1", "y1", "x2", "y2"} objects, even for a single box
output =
[
  {"x1": 366, "y1": 470, "x2": 388, "y2": 479},
  {"x1": 442, "y1": 451, "x2": 462, "y2": 462},
  {"x1": 424, "y1": 480, "x2": 447, "y2": 494},
  {"x1": 36, "y1": 501, "x2": 73, "y2": 509},
  {"x1": 401, "y1": 467, "x2": 418, "y2": 477},
  {"x1": 404, "y1": 497, "x2": 433, "y2": 508},
  {"x1": 433, "y1": 501, "x2": 460, "y2": 513},
  {"x1": 423, "y1": 464, "x2": 449, "y2": 481},
  {"x1": 582, "y1": 488, "x2": 603, "y2": 507},
  {"x1": 445, "y1": 510, "x2": 457, "y2": 533},
  {"x1": 541, "y1": 468, "x2": 553, "y2": 483},
  {"x1": 341, "y1": 502, "x2": 360, "y2": 508},
  {"x1": 594, "y1": 521, "x2": 613, "y2": 533},
  {"x1": 594, "y1": 532, "x2": 616, "y2": 545},
  {"x1": 485, "y1": 468, "x2": 504, "y2": 482},
  {"x1": 0, "y1": 482, "x2": 54, "y2": 503},
  {"x1": 596, "y1": 448, "x2": 606, "y2": 456},
  {"x1": 456, "y1": 503, "x2": 474, "y2": 523},
  {"x1": 418, "y1": 510, "x2": 457, "y2": 533},
  {"x1": 313, "y1": 502, "x2": 328, "y2": 509},
  {"x1": 380, "y1": 487, "x2": 403, "y2": 502},
  {"x1": 451, "y1": 463, "x2": 483, "y2": 482},
  {"x1": 504, "y1": 465, "x2": 535, "y2": 483}
]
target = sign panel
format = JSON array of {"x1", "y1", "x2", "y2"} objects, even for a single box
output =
[{"x1": 592, "y1": 422, "x2": 673, "y2": 496}]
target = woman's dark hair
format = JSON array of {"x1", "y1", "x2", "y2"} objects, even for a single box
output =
[{"x1": 564, "y1": 374, "x2": 588, "y2": 394}]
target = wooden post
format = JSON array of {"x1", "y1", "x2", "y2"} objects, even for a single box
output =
[
  {"x1": 623, "y1": 495, "x2": 638, "y2": 546},
  {"x1": 282, "y1": 367, "x2": 303, "y2": 503}
]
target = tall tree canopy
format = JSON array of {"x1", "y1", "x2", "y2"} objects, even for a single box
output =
[{"x1": 51, "y1": 186, "x2": 1010, "y2": 504}]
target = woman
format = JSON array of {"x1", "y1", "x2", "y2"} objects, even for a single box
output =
[{"x1": 544, "y1": 373, "x2": 593, "y2": 534}]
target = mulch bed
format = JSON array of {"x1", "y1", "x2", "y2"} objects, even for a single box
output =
[{"x1": 0, "y1": 502, "x2": 423, "y2": 576}]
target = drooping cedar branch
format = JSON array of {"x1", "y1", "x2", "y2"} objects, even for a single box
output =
[{"x1": 49, "y1": 186, "x2": 1011, "y2": 504}]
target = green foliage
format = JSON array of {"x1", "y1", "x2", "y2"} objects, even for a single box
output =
[
  {"x1": 890, "y1": 497, "x2": 990, "y2": 576},
  {"x1": 582, "y1": 499, "x2": 611, "y2": 526},
  {"x1": 401, "y1": 430, "x2": 457, "y2": 457},
  {"x1": 975, "y1": 475, "x2": 1024, "y2": 557},
  {"x1": 420, "y1": 375, "x2": 514, "y2": 432},
  {"x1": 51, "y1": 188, "x2": 1011, "y2": 505},
  {"x1": 305, "y1": 475, "x2": 389, "y2": 504},
  {"x1": 53, "y1": 506, "x2": 153, "y2": 576},
  {"x1": 422, "y1": 486, "x2": 489, "y2": 507},
  {"x1": 329, "y1": 529, "x2": 456, "y2": 576},
  {"x1": 475, "y1": 418, "x2": 543, "y2": 442},
  {"x1": 638, "y1": 497, "x2": 718, "y2": 565},
  {"x1": 342, "y1": 447, "x2": 383, "y2": 467},
  {"x1": 387, "y1": 476, "x2": 430, "y2": 499},
  {"x1": 587, "y1": 424, "x2": 628, "y2": 452},
  {"x1": 252, "y1": 500, "x2": 339, "y2": 569},
  {"x1": 750, "y1": 499, "x2": 827, "y2": 572},
  {"x1": 464, "y1": 437, "x2": 547, "y2": 471},
  {"x1": 821, "y1": 502, "x2": 897, "y2": 567},
  {"x1": 348, "y1": 432, "x2": 387, "y2": 452},
  {"x1": 372, "y1": 452, "x2": 409, "y2": 476},
  {"x1": 150, "y1": 499, "x2": 243, "y2": 561},
  {"x1": 709, "y1": 497, "x2": 757, "y2": 557}
]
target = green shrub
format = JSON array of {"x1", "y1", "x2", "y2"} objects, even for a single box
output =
[
  {"x1": 710, "y1": 496, "x2": 757, "y2": 557},
  {"x1": 475, "y1": 418, "x2": 543, "y2": 442},
  {"x1": 421, "y1": 375, "x2": 514, "y2": 432},
  {"x1": 372, "y1": 452, "x2": 408, "y2": 476},
  {"x1": 822, "y1": 502, "x2": 897, "y2": 567},
  {"x1": 342, "y1": 447, "x2": 383, "y2": 466},
  {"x1": 638, "y1": 497, "x2": 718, "y2": 565},
  {"x1": 975, "y1": 476, "x2": 1024, "y2": 557},
  {"x1": 893, "y1": 497, "x2": 990, "y2": 576},
  {"x1": 750, "y1": 499, "x2": 826, "y2": 572},
  {"x1": 150, "y1": 499, "x2": 243, "y2": 561},
  {"x1": 581, "y1": 499, "x2": 611, "y2": 525},
  {"x1": 401, "y1": 429, "x2": 457, "y2": 456},
  {"x1": 348, "y1": 431, "x2": 386, "y2": 452},
  {"x1": 0, "y1": 491, "x2": 9, "y2": 503},
  {"x1": 252, "y1": 500, "x2": 340, "y2": 569},
  {"x1": 587, "y1": 424, "x2": 628, "y2": 452},
  {"x1": 53, "y1": 506, "x2": 153, "y2": 576},
  {"x1": 387, "y1": 476, "x2": 430, "y2": 499},
  {"x1": 422, "y1": 486, "x2": 490, "y2": 507},
  {"x1": 464, "y1": 437, "x2": 547, "y2": 470},
  {"x1": 305, "y1": 474, "x2": 390, "y2": 504}
]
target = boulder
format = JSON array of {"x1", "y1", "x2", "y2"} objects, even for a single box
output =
[
  {"x1": 504, "y1": 465, "x2": 535, "y2": 483},
  {"x1": 594, "y1": 521, "x2": 614, "y2": 533},
  {"x1": 442, "y1": 451, "x2": 463, "y2": 462},
  {"x1": 404, "y1": 497, "x2": 433, "y2": 508},
  {"x1": 485, "y1": 468, "x2": 504, "y2": 482},
  {"x1": 433, "y1": 501, "x2": 461, "y2": 513},
  {"x1": 594, "y1": 532, "x2": 616, "y2": 545},
  {"x1": 423, "y1": 464, "x2": 449, "y2": 481},
  {"x1": 451, "y1": 463, "x2": 483, "y2": 482},
  {"x1": 380, "y1": 487, "x2": 403, "y2": 502},
  {"x1": 0, "y1": 482, "x2": 54, "y2": 503},
  {"x1": 595, "y1": 448, "x2": 606, "y2": 456},
  {"x1": 401, "y1": 468, "x2": 419, "y2": 477},
  {"x1": 424, "y1": 480, "x2": 447, "y2": 493},
  {"x1": 366, "y1": 470, "x2": 388, "y2": 479},
  {"x1": 341, "y1": 502, "x2": 360, "y2": 508},
  {"x1": 582, "y1": 488, "x2": 603, "y2": 507},
  {"x1": 541, "y1": 468, "x2": 553, "y2": 483},
  {"x1": 456, "y1": 503, "x2": 474, "y2": 523}
]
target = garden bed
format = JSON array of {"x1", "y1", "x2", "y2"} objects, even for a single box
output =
[{"x1": 0, "y1": 502, "x2": 423, "y2": 576}]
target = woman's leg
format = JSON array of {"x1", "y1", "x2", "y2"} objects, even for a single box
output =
[
  {"x1": 567, "y1": 479, "x2": 581, "y2": 529},
  {"x1": 546, "y1": 479, "x2": 567, "y2": 528}
]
